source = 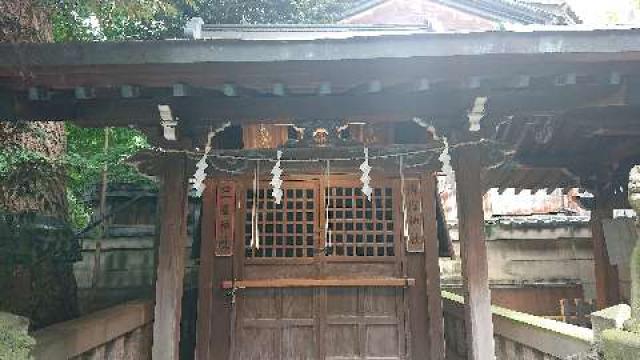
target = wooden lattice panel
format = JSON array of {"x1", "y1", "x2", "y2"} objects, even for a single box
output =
[
  {"x1": 245, "y1": 188, "x2": 316, "y2": 258},
  {"x1": 326, "y1": 187, "x2": 395, "y2": 257}
]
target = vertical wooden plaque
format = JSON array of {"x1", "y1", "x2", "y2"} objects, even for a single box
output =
[
  {"x1": 215, "y1": 181, "x2": 236, "y2": 256},
  {"x1": 406, "y1": 179, "x2": 425, "y2": 252}
]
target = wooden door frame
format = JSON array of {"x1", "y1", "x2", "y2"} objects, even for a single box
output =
[{"x1": 196, "y1": 172, "x2": 442, "y2": 360}]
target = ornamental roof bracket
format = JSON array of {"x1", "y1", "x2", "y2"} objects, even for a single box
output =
[
  {"x1": 184, "y1": 17, "x2": 204, "y2": 40},
  {"x1": 158, "y1": 104, "x2": 178, "y2": 141},
  {"x1": 468, "y1": 96, "x2": 487, "y2": 132}
]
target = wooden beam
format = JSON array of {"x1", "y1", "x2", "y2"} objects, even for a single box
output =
[
  {"x1": 3, "y1": 91, "x2": 471, "y2": 126},
  {"x1": 220, "y1": 277, "x2": 416, "y2": 289},
  {"x1": 195, "y1": 179, "x2": 216, "y2": 360},
  {"x1": 3, "y1": 84, "x2": 624, "y2": 127},
  {"x1": 172, "y1": 83, "x2": 190, "y2": 97},
  {"x1": 222, "y1": 83, "x2": 236, "y2": 97},
  {"x1": 591, "y1": 195, "x2": 621, "y2": 309},
  {"x1": 272, "y1": 82, "x2": 285, "y2": 96},
  {"x1": 152, "y1": 153, "x2": 189, "y2": 360},
  {"x1": 453, "y1": 143, "x2": 495, "y2": 360},
  {"x1": 422, "y1": 174, "x2": 445, "y2": 360}
]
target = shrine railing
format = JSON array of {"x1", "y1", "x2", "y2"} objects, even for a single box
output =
[
  {"x1": 442, "y1": 291, "x2": 594, "y2": 360},
  {"x1": 31, "y1": 299, "x2": 153, "y2": 360}
]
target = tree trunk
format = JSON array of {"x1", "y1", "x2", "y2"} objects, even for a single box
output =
[{"x1": 0, "y1": 0, "x2": 78, "y2": 329}]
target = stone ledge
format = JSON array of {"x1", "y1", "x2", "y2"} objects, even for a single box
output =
[
  {"x1": 602, "y1": 329, "x2": 640, "y2": 360},
  {"x1": 442, "y1": 290, "x2": 593, "y2": 358},
  {"x1": 591, "y1": 304, "x2": 631, "y2": 351},
  {"x1": 31, "y1": 299, "x2": 153, "y2": 359}
]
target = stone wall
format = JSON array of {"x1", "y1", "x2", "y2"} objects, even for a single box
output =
[
  {"x1": 73, "y1": 194, "x2": 200, "y2": 314},
  {"x1": 442, "y1": 220, "x2": 596, "y2": 315},
  {"x1": 74, "y1": 225, "x2": 199, "y2": 313}
]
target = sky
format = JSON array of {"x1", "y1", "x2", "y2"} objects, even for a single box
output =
[{"x1": 566, "y1": 0, "x2": 639, "y2": 24}]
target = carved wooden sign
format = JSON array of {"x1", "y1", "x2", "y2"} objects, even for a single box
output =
[
  {"x1": 215, "y1": 181, "x2": 236, "y2": 256},
  {"x1": 406, "y1": 180, "x2": 425, "y2": 253},
  {"x1": 242, "y1": 124, "x2": 288, "y2": 149}
]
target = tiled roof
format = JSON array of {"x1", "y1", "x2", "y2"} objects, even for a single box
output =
[
  {"x1": 486, "y1": 214, "x2": 591, "y2": 226},
  {"x1": 339, "y1": 0, "x2": 580, "y2": 25},
  {"x1": 339, "y1": 0, "x2": 389, "y2": 20}
]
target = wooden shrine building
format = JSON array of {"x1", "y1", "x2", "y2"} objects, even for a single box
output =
[{"x1": 3, "y1": 25, "x2": 640, "y2": 359}]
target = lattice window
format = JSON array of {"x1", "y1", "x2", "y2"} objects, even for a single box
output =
[
  {"x1": 245, "y1": 188, "x2": 316, "y2": 258},
  {"x1": 326, "y1": 187, "x2": 395, "y2": 257}
]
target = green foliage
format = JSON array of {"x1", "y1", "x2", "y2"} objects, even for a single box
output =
[
  {"x1": 48, "y1": 0, "x2": 356, "y2": 43},
  {"x1": 0, "y1": 212, "x2": 79, "y2": 268},
  {"x1": 0, "y1": 211, "x2": 80, "y2": 328},
  {"x1": 179, "y1": 0, "x2": 357, "y2": 24},
  {"x1": 0, "y1": 212, "x2": 81, "y2": 326},
  {"x1": 49, "y1": 0, "x2": 188, "y2": 41},
  {"x1": 0, "y1": 126, "x2": 151, "y2": 230},
  {"x1": 0, "y1": 149, "x2": 51, "y2": 177},
  {"x1": 0, "y1": 313, "x2": 34, "y2": 360},
  {"x1": 45, "y1": 0, "x2": 353, "y2": 229},
  {"x1": 47, "y1": 0, "x2": 171, "y2": 229},
  {"x1": 65, "y1": 125, "x2": 152, "y2": 229}
]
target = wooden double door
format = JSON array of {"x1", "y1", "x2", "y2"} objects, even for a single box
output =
[
  {"x1": 235, "y1": 286, "x2": 405, "y2": 359},
  {"x1": 199, "y1": 176, "x2": 437, "y2": 360}
]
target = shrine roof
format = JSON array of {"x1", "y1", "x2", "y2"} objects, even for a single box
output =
[
  {"x1": 1, "y1": 26, "x2": 640, "y2": 69},
  {"x1": 3, "y1": 27, "x2": 640, "y2": 195}
]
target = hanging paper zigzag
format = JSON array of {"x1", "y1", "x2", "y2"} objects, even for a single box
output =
[
  {"x1": 191, "y1": 156, "x2": 208, "y2": 196},
  {"x1": 252, "y1": 163, "x2": 260, "y2": 249},
  {"x1": 271, "y1": 150, "x2": 283, "y2": 204},
  {"x1": 360, "y1": 147, "x2": 372, "y2": 201},
  {"x1": 190, "y1": 122, "x2": 231, "y2": 196}
]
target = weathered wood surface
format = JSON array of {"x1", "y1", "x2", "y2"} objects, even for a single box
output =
[
  {"x1": 152, "y1": 154, "x2": 189, "y2": 360},
  {"x1": 221, "y1": 277, "x2": 416, "y2": 289},
  {"x1": 3, "y1": 85, "x2": 625, "y2": 127},
  {"x1": 227, "y1": 179, "x2": 407, "y2": 359},
  {"x1": 421, "y1": 174, "x2": 445, "y2": 360},
  {"x1": 242, "y1": 124, "x2": 288, "y2": 149},
  {"x1": 453, "y1": 143, "x2": 494, "y2": 360},
  {"x1": 591, "y1": 198, "x2": 621, "y2": 309},
  {"x1": 32, "y1": 300, "x2": 153, "y2": 360},
  {"x1": 407, "y1": 252, "x2": 430, "y2": 357},
  {"x1": 195, "y1": 179, "x2": 217, "y2": 360},
  {"x1": 198, "y1": 177, "x2": 237, "y2": 360}
]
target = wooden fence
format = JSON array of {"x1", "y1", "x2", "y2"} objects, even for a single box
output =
[
  {"x1": 32, "y1": 299, "x2": 153, "y2": 360},
  {"x1": 442, "y1": 291, "x2": 595, "y2": 360}
]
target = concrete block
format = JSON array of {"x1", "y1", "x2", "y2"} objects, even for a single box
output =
[{"x1": 591, "y1": 304, "x2": 631, "y2": 351}]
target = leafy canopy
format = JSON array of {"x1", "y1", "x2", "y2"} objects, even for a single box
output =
[{"x1": 48, "y1": 0, "x2": 353, "y2": 229}]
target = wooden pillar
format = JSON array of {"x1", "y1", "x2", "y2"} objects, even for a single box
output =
[
  {"x1": 152, "y1": 153, "x2": 189, "y2": 360},
  {"x1": 195, "y1": 179, "x2": 216, "y2": 360},
  {"x1": 591, "y1": 195, "x2": 620, "y2": 309},
  {"x1": 422, "y1": 174, "x2": 445, "y2": 360},
  {"x1": 453, "y1": 144, "x2": 494, "y2": 360}
]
